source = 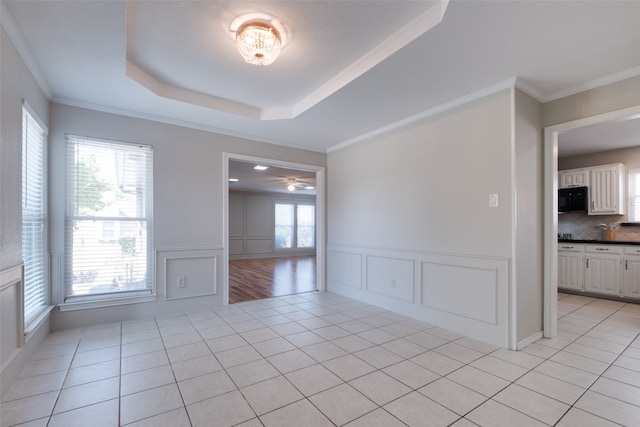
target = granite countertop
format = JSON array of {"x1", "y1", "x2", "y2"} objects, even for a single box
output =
[{"x1": 558, "y1": 239, "x2": 640, "y2": 246}]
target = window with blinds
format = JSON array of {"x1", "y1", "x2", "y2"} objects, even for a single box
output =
[
  {"x1": 22, "y1": 105, "x2": 48, "y2": 326},
  {"x1": 629, "y1": 168, "x2": 640, "y2": 222},
  {"x1": 65, "y1": 136, "x2": 153, "y2": 300},
  {"x1": 274, "y1": 195, "x2": 316, "y2": 250},
  {"x1": 297, "y1": 204, "x2": 315, "y2": 249}
]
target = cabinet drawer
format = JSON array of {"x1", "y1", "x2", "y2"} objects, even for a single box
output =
[
  {"x1": 558, "y1": 244, "x2": 584, "y2": 252},
  {"x1": 586, "y1": 245, "x2": 622, "y2": 254},
  {"x1": 624, "y1": 246, "x2": 640, "y2": 255}
]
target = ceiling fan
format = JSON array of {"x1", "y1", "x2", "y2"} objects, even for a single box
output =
[{"x1": 283, "y1": 177, "x2": 314, "y2": 191}]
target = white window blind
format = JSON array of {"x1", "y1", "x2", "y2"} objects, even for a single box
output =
[
  {"x1": 297, "y1": 204, "x2": 315, "y2": 248},
  {"x1": 22, "y1": 105, "x2": 48, "y2": 325},
  {"x1": 274, "y1": 195, "x2": 316, "y2": 250},
  {"x1": 629, "y1": 168, "x2": 640, "y2": 222},
  {"x1": 65, "y1": 136, "x2": 153, "y2": 300},
  {"x1": 275, "y1": 203, "x2": 295, "y2": 249}
]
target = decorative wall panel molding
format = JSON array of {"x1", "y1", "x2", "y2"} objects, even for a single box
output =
[
  {"x1": 246, "y1": 239, "x2": 272, "y2": 254},
  {"x1": 327, "y1": 244, "x2": 510, "y2": 347},
  {"x1": 229, "y1": 239, "x2": 244, "y2": 255},
  {"x1": 328, "y1": 250, "x2": 362, "y2": 289},
  {"x1": 421, "y1": 260, "x2": 498, "y2": 324},
  {"x1": 366, "y1": 255, "x2": 414, "y2": 302},
  {"x1": 157, "y1": 248, "x2": 221, "y2": 301},
  {"x1": 0, "y1": 264, "x2": 24, "y2": 373}
]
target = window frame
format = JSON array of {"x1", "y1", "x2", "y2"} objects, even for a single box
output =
[
  {"x1": 62, "y1": 135, "x2": 154, "y2": 307},
  {"x1": 21, "y1": 102, "x2": 51, "y2": 331},
  {"x1": 628, "y1": 168, "x2": 640, "y2": 223},
  {"x1": 273, "y1": 195, "x2": 316, "y2": 251}
]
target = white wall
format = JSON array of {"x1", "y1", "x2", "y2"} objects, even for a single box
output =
[
  {"x1": 513, "y1": 89, "x2": 543, "y2": 346},
  {"x1": 47, "y1": 104, "x2": 326, "y2": 330},
  {"x1": 543, "y1": 75, "x2": 640, "y2": 128},
  {"x1": 1, "y1": 26, "x2": 50, "y2": 396},
  {"x1": 327, "y1": 90, "x2": 517, "y2": 347},
  {"x1": 559, "y1": 145, "x2": 640, "y2": 171}
]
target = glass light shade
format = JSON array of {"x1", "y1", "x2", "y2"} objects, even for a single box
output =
[
  {"x1": 287, "y1": 184, "x2": 296, "y2": 191},
  {"x1": 236, "y1": 22, "x2": 282, "y2": 66}
]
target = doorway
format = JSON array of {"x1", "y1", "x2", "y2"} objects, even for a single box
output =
[
  {"x1": 543, "y1": 105, "x2": 640, "y2": 338},
  {"x1": 223, "y1": 153, "x2": 325, "y2": 305}
]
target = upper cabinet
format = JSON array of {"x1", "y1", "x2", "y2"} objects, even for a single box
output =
[
  {"x1": 589, "y1": 163, "x2": 625, "y2": 215},
  {"x1": 559, "y1": 163, "x2": 625, "y2": 215},
  {"x1": 559, "y1": 168, "x2": 589, "y2": 188}
]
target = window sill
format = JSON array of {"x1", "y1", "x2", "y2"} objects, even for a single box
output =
[{"x1": 58, "y1": 293, "x2": 156, "y2": 312}]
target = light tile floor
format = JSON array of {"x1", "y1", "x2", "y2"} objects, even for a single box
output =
[{"x1": 1, "y1": 291, "x2": 640, "y2": 426}]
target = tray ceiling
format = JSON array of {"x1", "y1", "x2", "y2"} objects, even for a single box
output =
[{"x1": 3, "y1": 0, "x2": 640, "y2": 152}]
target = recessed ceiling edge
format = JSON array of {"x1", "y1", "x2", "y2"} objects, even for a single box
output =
[{"x1": 124, "y1": 0, "x2": 451, "y2": 121}]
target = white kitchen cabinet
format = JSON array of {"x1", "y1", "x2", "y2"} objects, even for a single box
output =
[
  {"x1": 623, "y1": 246, "x2": 640, "y2": 299},
  {"x1": 589, "y1": 163, "x2": 625, "y2": 215},
  {"x1": 559, "y1": 169, "x2": 589, "y2": 189},
  {"x1": 584, "y1": 245, "x2": 622, "y2": 296},
  {"x1": 558, "y1": 244, "x2": 584, "y2": 291}
]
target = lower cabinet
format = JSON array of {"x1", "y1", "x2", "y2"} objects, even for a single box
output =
[
  {"x1": 623, "y1": 246, "x2": 640, "y2": 299},
  {"x1": 558, "y1": 245, "x2": 584, "y2": 291},
  {"x1": 584, "y1": 246, "x2": 622, "y2": 296},
  {"x1": 558, "y1": 243, "x2": 640, "y2": 300}
]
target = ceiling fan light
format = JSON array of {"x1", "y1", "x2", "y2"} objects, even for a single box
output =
[
  {"x1": 287, "y1": 184, "x2": 296, "y2": 191},
  {"x1": 236, "y1": 21, "x2": 282, "y2": 66}
]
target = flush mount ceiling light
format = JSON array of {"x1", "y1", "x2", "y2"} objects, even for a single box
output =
[
  {"x1": 230, "y1": 14, "x2": 288, "y2": 66},
  {"x1": 236, "y1": 22, "x2": 281, "y2": 65}
]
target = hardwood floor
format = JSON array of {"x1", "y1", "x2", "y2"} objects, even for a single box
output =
[{"x1": 229, "y1": 256, "x2": 317, "y2": 303}]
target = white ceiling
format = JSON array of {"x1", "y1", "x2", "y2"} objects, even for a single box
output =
[
  {"x1": 228, "y1": 160, "x2": 317, "y2": 195},
  {"x1": 3, "y1": 0, "x2": 640, "y2": 153},
  {"x1": 558, "y1": 116, "x2": 640, "y2": 158}
]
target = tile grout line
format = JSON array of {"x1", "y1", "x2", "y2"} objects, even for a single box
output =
[
  {"x1": 551, "y1": 297, "x2": 640, "y2": 426},
  {"x1": 5, "y1": 292, "x2": 640, "y2": 426}
]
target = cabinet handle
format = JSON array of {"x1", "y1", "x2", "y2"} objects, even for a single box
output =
[
  {"x1": 592, "y1": 201, "x2": 595, "y2": 210},
  {"x1": 626, "y1": 260, "x2": 628, "y2": 270},
  {"x1": 586, "y1": 259, "x2": 589, "y2": 268},
  {"x1": 595, "y1": 248, "x2": 609, "y2": 251},
  {"x1": 561, "y1": 246, "x2": 574, "y2": 249}
]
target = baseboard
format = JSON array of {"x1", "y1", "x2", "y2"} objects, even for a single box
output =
[{"x1": 517, "y1": 331, "x2": 543, "y2": 350}]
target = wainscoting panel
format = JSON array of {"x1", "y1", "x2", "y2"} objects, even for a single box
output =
[
  {"x1": 327, "y1": 244, "x2": 510, "y2": 347},
  {"x1": 366, "y1": 256, "x2": 414, "y2": 302},
  {"x1": 421, "y1": 261, "x2": 497, "y2": 324},
  {"x1": 1, "y1": 264, "x2": 24, "y2": 373},
  {"x1": 246, "y1": 239, "x2": 272, "y2": 254},
  {"x1": 157, "y1": 249, "x2": 220, "y2": 301},
  {"x1": 328, "y1": 250, "x2": 362, "y2": 289},
  {"x1": 229, "y1": 239, "x2": 244, "y2": 256}
]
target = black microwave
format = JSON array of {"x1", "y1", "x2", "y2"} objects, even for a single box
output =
[{"x1": 558, "y1": 186, "x2": 588, "y2": 213}]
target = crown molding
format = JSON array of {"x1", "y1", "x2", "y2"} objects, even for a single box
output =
[
  {"x1": 51, "y1": 96, "x2": 326, "y2": 153},
  {"x1": 328, "y1": 77, "x2": 517, "y2": 153},
  {"x1": 542, "y1": 65, "x2": 640, "y2": 103}
]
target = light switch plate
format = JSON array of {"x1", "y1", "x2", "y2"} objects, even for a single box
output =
[{"x1": 489, "y1": 193, "x2": 499, "y2": 207}]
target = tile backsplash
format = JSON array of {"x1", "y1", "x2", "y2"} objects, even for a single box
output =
[{"x1": 558, "y1": 212, "x2": 640, "y2": 241}]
